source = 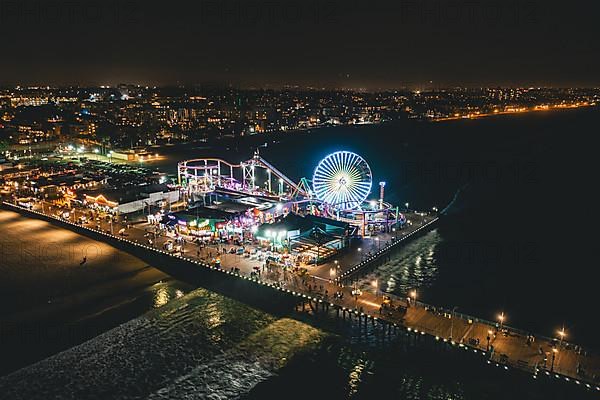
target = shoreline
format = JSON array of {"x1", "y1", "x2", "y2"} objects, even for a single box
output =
[
  {"x1": 0, "y1": 208, "x2": 194, "y2": 375},
  {"x1": 430, "y1": 103, "x2": 596, "y2": 122}
]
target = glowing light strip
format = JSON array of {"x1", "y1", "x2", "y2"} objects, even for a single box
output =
[{"x1": 312, "y1": 151, "x2": 372, "y2": 210}]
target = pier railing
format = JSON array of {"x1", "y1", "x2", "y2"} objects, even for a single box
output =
[
  {"x1": 3, "y1": 200, "x2": 598, "y2": 391},
  {"x1": 339, "y1": 217, "x2": 440, "y2": 283},
  {"x1": 411, "y1": 300, "x2": 559, "y2": 345}
]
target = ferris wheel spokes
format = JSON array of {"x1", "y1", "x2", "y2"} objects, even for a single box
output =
[{"x1": 312, "y1": 151, "x2": 373, "y2": 210}]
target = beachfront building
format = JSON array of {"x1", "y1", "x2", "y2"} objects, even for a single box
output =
[
  {"x1": 255, "y1": 213, "x2": 350, "y2": 264},
  {"x1": 83, "y1": 184, "x2": 179, "y2": 214}
]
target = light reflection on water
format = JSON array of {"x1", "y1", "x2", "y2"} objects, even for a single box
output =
[
  {"x1": 348, "y1": 359, "x2": 368, "y2": 398},
  {"x1": 152, "y1": 284, "x2": 189, "y2": 309},
  {"x1": 153, "y1": 286, "x2": 171, "y2": 308},
  {"x1": 0, "y1": 287, "x2": 325, "y2": 400},
  {"x1": 358, "y1": 230, "x2": 442, "y2": 297}
]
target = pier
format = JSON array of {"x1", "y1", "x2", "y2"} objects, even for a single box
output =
[{"x1": 3, "y1": 200, "x2": 599, "y2": 393}]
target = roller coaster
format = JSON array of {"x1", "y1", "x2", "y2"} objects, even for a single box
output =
[
  {"x1": 177, "y1": 150, "x2": 403, "y2": 236},
  {"x1": 178, "y1": 151, "x2": 310, "y2": 199}
]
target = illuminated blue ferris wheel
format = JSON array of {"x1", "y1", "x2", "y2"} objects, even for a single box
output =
[{"x1": 312, "y1": 151, "x2": 373, "y2": 210}]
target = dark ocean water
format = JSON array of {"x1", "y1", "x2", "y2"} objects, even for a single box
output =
[{"x1": 3, "y1": 108, "x2": 598, "y2": 399}]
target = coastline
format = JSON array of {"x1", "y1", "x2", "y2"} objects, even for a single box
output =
[{"x1": 0, "y1": 209, "x2": 193, "y2": 375}]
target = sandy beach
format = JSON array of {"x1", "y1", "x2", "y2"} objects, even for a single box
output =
[{"x1": 0, "y1": 209, "x2": 193, "y2": 375}]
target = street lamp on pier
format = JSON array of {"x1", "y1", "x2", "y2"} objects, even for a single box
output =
[
  {"x1": 487, "y1": 330, "x2": 493, "y2": 351},
  {"x1": 450, "y1": 306, "x2": 458, "y2": 340},
  {"x1": 410, "y1": 289, "x2": 417, "y2": 307},
  {"x1": 558, "y1": 326, "x2": 566, "y2": 347},
  {"x1": 551, "y1": 348, "x2": 558, "y2": 372},
  {"x1": 498, "y1": 312, "x2": 505, "y2": 331}
]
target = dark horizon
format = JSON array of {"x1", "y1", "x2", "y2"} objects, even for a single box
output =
[
  {"x1": 2, "y1": 83, "x2": 600, "y2": 91},
  {"x1": 1, "y1": 0, "x2": 599, "y2": 88}
]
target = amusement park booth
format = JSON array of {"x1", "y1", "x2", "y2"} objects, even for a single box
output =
[
  {"x1": 255, "y1": 213, "x2": 350, "y2": 264},
  {"x1": 161, "y1": 211, "x2": 227, "y2": 239}
]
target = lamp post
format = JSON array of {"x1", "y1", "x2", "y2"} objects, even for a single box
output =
[
  {"x1": 352, "y1": 283, "x2": 361, "y2": 308},
  {"x1": 551, "y1": 348, "x2": 558, "y2": 372},
  {"x1": 372, "y1": 279, "x2": 378, "y2": 299},
  {"x1": 498, "y1": 312, "x2": 505, "y2": 331},
  {"x1": 375, "y1": 237, "x2": 380, "y2": 251},
  {"x1": 405, "y1": 202, "x2": 409, "y2": 212},
  {"x1": 487, "y1": 330, "x2": 493, "y2": 351},
  {"x1": 450, "y1": 306, "x2": 458, "y2": 340},
  {"x1": 558, "y1": 326, "x2": 566, "y2": 347},
  {"x1": 410, "y1": 289, "x2": 417, "y2": 307},
  {"x1": 329, "y1": 267, "x2": 336, "y2": 279}
]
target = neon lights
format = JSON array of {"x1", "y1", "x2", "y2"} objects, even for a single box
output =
[{"x1": 312, "y1": 151, "x2": 372, "y2": 210}]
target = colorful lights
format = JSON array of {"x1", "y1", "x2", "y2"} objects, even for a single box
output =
[{"x1": 312, "y1": 151, "x2": 372, "y2": 210}]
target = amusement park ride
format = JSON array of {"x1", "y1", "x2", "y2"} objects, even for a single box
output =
[{"x1": 177, "y1": 150, "x2": 404, "y2": 236}]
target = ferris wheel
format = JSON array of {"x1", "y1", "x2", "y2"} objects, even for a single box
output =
[{"x1": 312, "y1": 151, "x2": 373, "y2": 210}]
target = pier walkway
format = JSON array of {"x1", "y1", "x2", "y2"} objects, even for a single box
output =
[{"x1": 4, "y1": 200, "x2": 600, "y2": 392}]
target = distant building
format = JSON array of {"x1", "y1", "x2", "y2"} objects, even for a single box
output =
[{"x1": 83, "y1": 184, "x2": 179, "y2": 214}]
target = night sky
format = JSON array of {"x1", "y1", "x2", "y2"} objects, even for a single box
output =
[{"x1": 1, "y1": 0, "x2": 598, "y2": 88}]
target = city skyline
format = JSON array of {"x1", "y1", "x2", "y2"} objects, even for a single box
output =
[{"x1": 2, "y1": 86, "x2": 596, "y2": 149}]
